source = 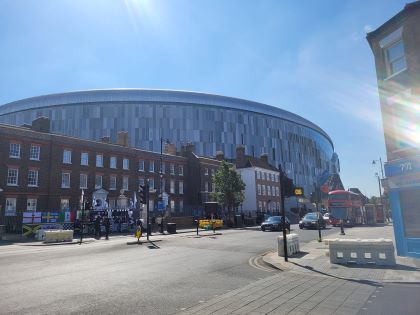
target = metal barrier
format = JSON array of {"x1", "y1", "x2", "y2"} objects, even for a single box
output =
[
  {"x1": 40, "y1": 230, "x2": 74, "y2": 243},
  {"x1": 325, "y1": 238, "x2": 396, "y2": 266},
  {"x1": 277, "y1": 233, "x2": 300, "y2": 256}
]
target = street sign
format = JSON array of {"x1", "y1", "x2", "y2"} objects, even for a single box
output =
[
  {"x1": 294, "y1": 187, "x2": 304, "y2": 196},
  {"x1": 158, "y1": 201, "x2": 165, "y2": 210}
]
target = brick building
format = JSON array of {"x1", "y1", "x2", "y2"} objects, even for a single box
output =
[
  {"x1": 235, "y1": 145, "x2": 282, "y2": 215},
  {"x1": 367, "y1": 1, "x2": 420, "y2": 257},
  {"x1": 181, "y1": 143, "x2": 224, "y2": 208},
  {"x1": 0, "y1": 118, "x2": 186, "y2": 232}
]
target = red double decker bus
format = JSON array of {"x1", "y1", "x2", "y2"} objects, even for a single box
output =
[{"x1": 328, "y1": 190, "x2": 364, "y2": 226}]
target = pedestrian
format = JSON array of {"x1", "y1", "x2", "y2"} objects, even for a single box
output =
[
  {"x1": 104, "y1": 217, "x2": 110, "y2": 240},
  {"x1": 135, "y1": 219, "x2": 143, "y2": 243},
  {"x1": 94, "y1": 216, "x2": 101, "y2": 239},
  {"x1": 151, "y1": 215, "x2": 156, "y2": 233}
]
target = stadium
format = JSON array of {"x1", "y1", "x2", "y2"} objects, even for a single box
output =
[{"x1": 0, "y1": 89, "x2": 339, "y2": 195}]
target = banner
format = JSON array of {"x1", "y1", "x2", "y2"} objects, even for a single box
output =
[
  {"x1": 42, "y1": 212, "x2": 59, "y2": 223},
  {"x1": 22, "y1": 212, "x2": 42, "y2": 223}
]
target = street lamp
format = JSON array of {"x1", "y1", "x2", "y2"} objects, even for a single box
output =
[
  {"x1": 372, "y1": 158, "x2": 386, "y2": 214},
  {"x1": 372, "y1": 158, "x2": 384, "y2": 178},
  {"x1": 159, "y1": 137, "x2": 170, "y2": 234},
  {"x1": 375, "y1": 172, "x2": 384, "y2": 207}
]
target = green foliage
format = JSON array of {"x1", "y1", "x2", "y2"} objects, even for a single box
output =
[{"x1": 211, "y1": 161, "x2": 246, "y2": 211}]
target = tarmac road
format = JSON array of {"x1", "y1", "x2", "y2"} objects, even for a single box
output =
[{"x1": 0, "y1": 225, "x2": 338, "y2": 314}]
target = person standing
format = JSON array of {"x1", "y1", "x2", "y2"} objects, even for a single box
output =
[
  {"x1": 94, "y1": 216, "x2": 101, "y2": 239},
  {"x1": 104, "y1": 217, "x2": 110, "y2": 240},
  {"x1": 135, "y1": 219, "x2": 143, "y2": 243}
]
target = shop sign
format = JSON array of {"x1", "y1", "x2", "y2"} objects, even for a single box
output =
[{"x1": 385, "y1": 156, "x2": 420, "y2": 177}]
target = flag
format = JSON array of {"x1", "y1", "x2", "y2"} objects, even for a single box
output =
[{"x1": 133, "y1": 191, "x2": 138, "y2": 209}]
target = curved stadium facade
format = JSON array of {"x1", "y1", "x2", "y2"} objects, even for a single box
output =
[{"x1": 0, "y1": 89, "x2": 339, "y2": 195}]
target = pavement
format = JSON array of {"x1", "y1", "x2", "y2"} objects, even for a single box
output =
[
  {"x1": 177, "y1": 224, "x2": 420, "y2": 315},
  {"x1": 0, "y1": 227, "x2": 226, "y2": 247},
  {"x1": 263, "y1": 223, "x2": 420, "y2": 283}
]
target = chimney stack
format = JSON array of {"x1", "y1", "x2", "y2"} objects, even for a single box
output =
[
  {"x1": 164, "y1": 143, "x2": 177, "y2": 155},
  {"x1": 101, "y1": 136, "x2": 110, "y2": 144},
  {"x1": 215, "y1": 151, "x2": 224, "y2": 161},
  {"x1": 31, "y1": 117, "x2": 50, "y2": 133},
  {"x1": 260, "y1": 153, "x2": 269, "y2": 165},
  {"x1": 116, "y1": 131, "x2": 129, "y2": 147}
]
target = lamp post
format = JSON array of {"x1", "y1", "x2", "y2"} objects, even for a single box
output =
[
  {"x1": 372, "y1": 158, "x2": 384, "y2": 179},
  {"x1": 375, "y1": 172, "x2": 383, "y2": 208},
  {"x1": 159, "y1": 138, "x2": 170, "y2": 233},
  {"x1": 372, "y1": 158, "x2": 385, "y2": 214}
]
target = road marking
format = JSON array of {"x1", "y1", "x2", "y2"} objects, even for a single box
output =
[{"x1": 248, "y1": 255, "x2": 275, "y2": 272}]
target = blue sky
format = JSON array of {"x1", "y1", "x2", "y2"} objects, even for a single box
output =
[{"x1": 0, "y1": 0, "x2": 408, "y2": 197}]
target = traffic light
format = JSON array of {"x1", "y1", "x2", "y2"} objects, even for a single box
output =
[
  {"x1": 283, "y1": 176, "x2": 295, "y2": 197},
  {"x1": 139, "y1": 184, "x2": 147, "y2": 204}
]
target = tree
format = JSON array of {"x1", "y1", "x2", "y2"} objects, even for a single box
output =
[{"x1": 211, "y1": 161, "x2": 246, "y2": 225}]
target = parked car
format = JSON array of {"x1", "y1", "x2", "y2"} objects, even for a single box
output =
[
  {"x1": 261, "y1": 216, "x2": 290, "y2": 232},
  {"x1": 323, "y1": 213, "x2": 330, "y2": 225},
  {"x1": 299, "y1": 212, "x2": 326, "y2": 229}
]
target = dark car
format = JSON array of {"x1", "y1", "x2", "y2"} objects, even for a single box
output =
[
  {"x1": 299, "y1": 212, "x2": 326, "y2": 229},
  {"x1": 261, "y1": 216, "x2": 290, "y2": 232}
]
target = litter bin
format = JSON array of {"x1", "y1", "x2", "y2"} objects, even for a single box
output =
[{"x1": 166, "y1": 223, "x2": 176, "y2": 234}]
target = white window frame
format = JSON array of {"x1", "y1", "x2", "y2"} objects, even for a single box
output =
[
  {"x1": 6, "y1": 198, "x2": 17, "y2": 215},
  {"x1": 81, "y1": 152, "x2": 89, "y2": 166},
  {"x1": 122, "y1": 176, "x2": 129, "y2": 191},
  {"x1": 262, "y1": 185, "x2": 266, "y2": 196},
  {"x1": 138, "y1": 160, "x2": 144, "y2": 171},
  {"x1": 110, "y1": 156, "x2": 117, "y2": 169},
  {"x1": 7, "y1": 168, "x2": 19, "y2": 186},
  {"x1": 27, "y1": 198, "x2": 37, "y2": 212},
  {"x1": 267, "y1": 185, "x2": 271, "y2": 196},
  {"x1": 27, "y1": 169, "x2": 39, "y2": 187},
  {"x1": 80, "y1": 173, "x2": 88, "y2": 189},
  {"x1": 9, "y1": 143, "x2": 21, "y2": 159},
  {"x1": 96, "y1": 154, "x2": 104, "y2": 167},
  {"x1": 63, "y1": 150, "x2": 72, "y2": 164},
  {"x1": 204, "y1": 167, "x2": 209, "y2": 176},
  {"x1": 178, "y1": 165, "x2": 184, "y2": 176},
  {"x1": 29, "y1": 145, "x2": 40, "y2": 160},
  {"x1": 110, "y1": 176, "x2": 117, "y2": 190},
  {"x1": 149, "y1": 161, "x2": 155, "y2": 172},
  {"x1": 61, "y1": 172, "x2": 71, "y2": 188},
  {"x1": 257, "y1": 184, "x2": 261, "y2": 195},
  {"x1": 204, "y1": 181, "x2": 209, "y2": 192},
  {"x1": 170, "y1": 179, "x2": 175, "y2": 194},
  {"x1": 170, "y1": 163, "x2": 175, "y2": 175},
  {"x1": 385, "y1": 39, "x2": 407, "y2": 77},
  {"x1": 256, "y1": 171, "x2": 260, "y2": 180},
  {"x1": 95, "y1": 175, "x2": 103, "y2": 189},
  {"x1": 123, "y1": 158, "x2": 129, "y2": 170},
  {"x1": 179, "y1": 180, "x2": 184, "y2": 194},
  {"x1": 149, "y1": 178, "x2": 155, "y2": 190}
]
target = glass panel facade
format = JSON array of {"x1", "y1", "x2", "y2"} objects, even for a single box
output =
[{"x1": 0, "y1": 90, "x2": 337, "y2": 196}]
